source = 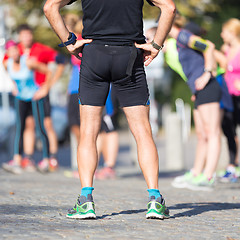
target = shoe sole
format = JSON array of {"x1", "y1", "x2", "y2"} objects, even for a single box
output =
[
  {"x1": 186, "y1": 183, "x2": 213, "y2": 192},
  {"x1": 146, "y1": 212, "x2": 170, "y2": 219},
  {"x1": 2, "y1": 166, "x2": 22, "y2": 175},
  {"x1": 171, "y1": 181, "x2": 189, "y2": 189},
  {"x1": 66, "y1": 213, "x2": 96, "y2": 219}
]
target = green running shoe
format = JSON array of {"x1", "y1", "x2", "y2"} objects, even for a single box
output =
[
  {"x1": 187, "y1": 173, "x2": 215, "y2": 191},
  {"x1": 171, "y1": 171, "x2": 194, "y2": 188},
  {"x1": 146, "y1": 196, "x2": 170, "y2": 219},
  {"x1": 66, "y1": 194, "x2": 96, "y2": 219}
]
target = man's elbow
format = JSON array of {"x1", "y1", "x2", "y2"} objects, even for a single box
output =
[
  {"x1": 167, "y1": 2, "x2": 177, "y2": 16},
  {"x1": 156, "y1": 0, "x2": 176, "y2": 16},
  {"x1": 43, "y1": 1, "x2": 55, "y2": 17}
]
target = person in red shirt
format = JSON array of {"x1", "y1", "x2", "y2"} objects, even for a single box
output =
[{"x1": 4, "y1": 24, "x2": 65, "y2": 172}]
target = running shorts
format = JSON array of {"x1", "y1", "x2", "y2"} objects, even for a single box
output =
[
  {"x1": 79, "y1": 43, "x2": 150, "y2": 108},
  {"x1": 68, "y1": 93, "x2": 80, "y2": 127},
  {"x1": 195, "y1": 78, "x2": 222, "y2": 108}
]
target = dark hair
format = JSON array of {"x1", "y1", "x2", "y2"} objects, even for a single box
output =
[{"x1": 17, "y1": 24, "x2": 33, "y2": 34}]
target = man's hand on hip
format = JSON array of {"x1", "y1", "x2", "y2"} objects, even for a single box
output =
[
  {"x1": 135, "y1": 42, "x2": 160, "y2": 66},
  {"x1": 66, "y1": 39, "x2": 93, "y2": 59}
]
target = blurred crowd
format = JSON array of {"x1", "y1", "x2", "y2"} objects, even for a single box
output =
[{"x1": 1, "y1": 11, "x2": 240, "y2": 189}]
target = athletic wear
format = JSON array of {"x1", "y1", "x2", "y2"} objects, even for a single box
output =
[
  {"x1": 43, "y1": 95, "x2": 51, "y2": 118},
  {"x1": 14, "y1": 98, "x2": 50, "y2": 159},
  {"x1": 66, "y1": 194, "x2": 96, "y2": 219},
  {"x1": 187, "y1": 174, "x2": 215, "y2": 191},
  {"x1": 194, "y1": 78, "x2": 222, "y2": 108},
  {"x1": 177, "y1": 29, "x2": 205, "y2": 94},
  {"x1": 216, "y1": 74, "x2": 234, "y2": 112},
  {"x1": 18, "y1": 42, "x2": 57, "y2": 86},
  {"x1": 68, "y1": 93, "x2": 80, "y2": 128},
  {"x1": 165, "y1": 38, "x2": 187, "y2": 81},
  {"x1": 68, "y1": 0, "x2": 146, "y2": 45},
  {"x1": 68, "y1": 65, "x2": 80, "y2": 94},
  {"x1": 7, "y1": 55, "x2": 38, "y2": 101},
  {"x1": 147, "y1": 189, "x2": 161, "y2": 199},
  {"x1": 224, "y1": 49, "x2": 240, "y2": 96},
  {"x1": 222, "y1": 110, "x2": 237, "y2": 166},
  {"x1": 79, "y1": 44, "x2": 149, "y2": 107},
  {"x1": 171, "y1": 171, "x2": 194, "y2": 189},
  {"x1": 2, "y1": 160, "x2": 22, "y2": 174},
  {"x1": 81, "y1": 187, "x2": 94, "y2": 198},
  {"x1": 94, "y1": 167, "x2": 116, "y2": 180},
  {"x1": 146, "y1": 196, "x2": 170, "y2": 219}
]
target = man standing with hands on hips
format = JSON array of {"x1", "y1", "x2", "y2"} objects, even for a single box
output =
[{"x1": 44, "y1": 0, "x2": 176, "y2": 220}]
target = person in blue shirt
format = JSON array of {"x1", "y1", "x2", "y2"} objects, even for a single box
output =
[{"x1": 2, "y1": 40, "x2": 51, "y2": 174}]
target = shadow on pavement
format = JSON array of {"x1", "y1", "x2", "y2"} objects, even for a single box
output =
[
  {"x1": 169, "y1": 202, "x2": 240, "y2": 219},
  {"x1": 0, "y1": 204, "x2": 69, "y2": 215},
  {"x1": 98, "y1": 209, "x2": 146, "y2": 219},
  {"x1": 119, "y1": 170, "x2": 186, "y2": 179}
]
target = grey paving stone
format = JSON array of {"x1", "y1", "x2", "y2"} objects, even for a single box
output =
[{"x1": 0, "y1": 167, "x2": 239, "y2": 240}]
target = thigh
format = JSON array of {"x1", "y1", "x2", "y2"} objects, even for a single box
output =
[
  {"x1": 123, "y1": 105, "x2": 151, "y2": 137},
  {"x1": 193, "y1": 109, "x2": 206, "y2": 138},
  {"x1": 79, "y1": 105, "x2": 104, "y2": 137},
  {"x1": 197, "y1": 102, "x2": 221, "y2": 133}
]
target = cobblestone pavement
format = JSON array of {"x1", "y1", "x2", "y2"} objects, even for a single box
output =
[{"x1": 0, "y1": 167, "x2": 240, "y2": 240}]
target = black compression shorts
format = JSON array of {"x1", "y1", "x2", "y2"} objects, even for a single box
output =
[
  {"x1": 78, "y1": 43, "x2": 150, "y2": 108},
  {"x1": 43, "y1": 94, "x2": 51, "y2": 117},
  {"x1": 68, "y1": 93, "x2": 80, "y2": 128},
  {"x1": 195, "y1": 78, "x2": 222, "y2": 108}
]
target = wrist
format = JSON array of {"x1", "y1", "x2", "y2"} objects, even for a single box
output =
[
  {"x1": 151, "y1": 40, "x2": 164, "y2": 51},
  {"x1": 58, "y1": 32, "x2": 77, "y2": 48}
]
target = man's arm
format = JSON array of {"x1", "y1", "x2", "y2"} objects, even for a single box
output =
[
  {"x1": 44, "y1": 0, "x2": 92, "y2": 58},
  {"x1": 135, "y1": 0, "x2": 176, "y2": 66}
]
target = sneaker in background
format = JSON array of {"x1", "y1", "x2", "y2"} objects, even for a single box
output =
[
  {"x1": 220, "y1": 166, "x2": 238, "y2": 183},
  {"x1": 2, "y1": 160, "x2": 22, "y2": 174},
  {"x1": 37, "y1": 159, "x2": 49, "y2": 173},
  {"x1": 66, "y1": 194, "x2": 96, "y2": 219},
  {"x1": 187, "y1": 173, "x2": 215, "y2": 191},
  {"x1": 21, "y1": 157, "x2": 36, "y2": 172},
  {"x1": 49, "y1": 157, "x2": 59, "y2": 172},
  {"x1": 146, "y1": 195, "x2": 170, "y2": 219},
  {"x1": 171, "y1": 171, "x2": 194, "y2": 188},
  {"x1": 94, "y1": 167, "x2": 116, "y2": 180}
]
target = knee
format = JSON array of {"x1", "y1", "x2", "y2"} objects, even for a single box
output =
[
  {"x1": 204, "y1": 126, "x2": 221, "y2": 139},
  {"x1": 44, "y1": 117, "x2": 53, "y2": 131},
  {"x1": 25, "y1": 117, "x2": 35, "y2": 130}
]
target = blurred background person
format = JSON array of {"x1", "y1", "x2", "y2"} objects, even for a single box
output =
[
  {"x1": 2, "y1": 40, "x2": 51, "y2": 174},
  {"x1": 168, "y1": 13, "x2": 222, "y2": 191},
  {"x1": 3, "y1": 24, "x2": 65, "y2": 172},
  {"x1": 215, "y1": 18, "x2": 240, "y2": 180}
]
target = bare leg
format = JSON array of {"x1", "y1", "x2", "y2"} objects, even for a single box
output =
[
  {"x1": 123, "y1": 105, "x2": 159, "y2": 189},
  {"x1": 77, "y1": 105, "x2": 103, "y2": 187},
  {"x1": 23, "y1": 116, "x2": 35, "y2": 156},
  {"x1": 44, "y1": 117, "x2": 58, "y2": 155},
  {"x1": 192, "y1": 109, "x2": 207, "y2": 176},
  {"x1": 102, "y1": 131, "x2": 119, "y2": 168},
  {"x1": 198, "y1": 102, "x2": 221, "y2": 179},
  {"x1": 71, "y1": 125, "x2": 80, "y2": 145}
]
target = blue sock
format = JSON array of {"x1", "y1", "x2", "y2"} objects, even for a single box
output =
[
  {"x1": 81, "y1": 187, "x2": 94, "y2": 198},
  {"x1": 147, "y1": 189, "x2": 161, "y2": 199}
]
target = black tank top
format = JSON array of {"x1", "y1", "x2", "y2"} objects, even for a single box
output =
[{"x1": 68, "y1": 0, "x2": 147, "y2": 45}]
